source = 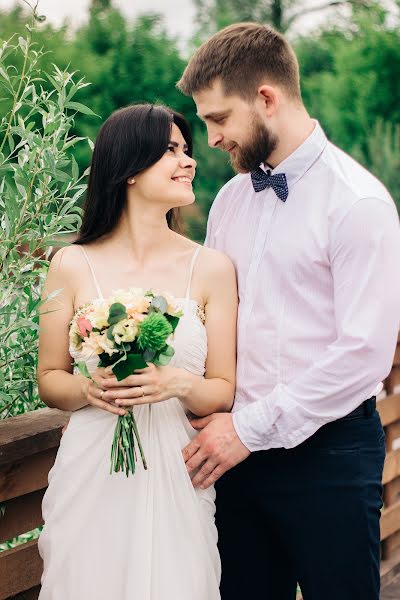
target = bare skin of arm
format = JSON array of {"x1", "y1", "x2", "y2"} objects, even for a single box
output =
[{"x1": 37, "y1": 247, "x2": 127, "y2": 417}]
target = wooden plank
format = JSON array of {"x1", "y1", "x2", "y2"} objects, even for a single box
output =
[
  {"x1": 386, "y1": 367, "x2": 400, "y2": 395},
  {"x1": 381, "y1": 545, "x2": 400, "y2": 587},
  {"x1": 0, "y1": 448, "x2": 56, "y2": 503},
  {"x1": 385, "y1": 476, "x2": 400, "y2": 507},
  {"x1": 377, "y1": 394, "x2": 400, "y2": 427},
  {"x1": 0, "y1": 489, "x2": 45, "y2": 543},
  {"x1": 385, "y1": 422, "x2": 400, "y2": 453},
  {"x1": 0, "y1": 408, "x2": 68, "y2": 468},
  {"x1": 0, "y1": 540, "x2": 42, "y2": 599},
  {"x1": 383, "y1": 530, "x2": 400, "y2": 560},
  {"x1": 9, "y1": 586, "x2": 40, "y2": 600},
  {"x1": 381, "y1": 500, "x2": 400, "y2": 541},
  {"x1": 381, "y1": 572, "x2": 400, "y2": 599},
  {"x1": 383, "y1": 449, "x2": 400, "y2": 485}
]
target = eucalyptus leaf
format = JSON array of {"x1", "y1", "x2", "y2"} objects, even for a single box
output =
[
  {"x1": 153, "y1": 353, "x2": 172, "y2": 367},
  {"x1": 108, "y1": 303, "x2": 128, "y2": 326},
  {"x1": 151, "y1": 296, "x2": 168, "y2": 314},
  {"x1": 143, "y1": 348, "x2": 156, "y2": 362}
]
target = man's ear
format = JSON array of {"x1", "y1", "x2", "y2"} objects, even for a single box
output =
[{"x1": 257, "y1": 85, "x2": 279, "y2": 117}]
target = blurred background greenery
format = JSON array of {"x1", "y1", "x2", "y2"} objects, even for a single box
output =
[{"x1": 1, "y1": 0, "x2": 399, "y2": 241}]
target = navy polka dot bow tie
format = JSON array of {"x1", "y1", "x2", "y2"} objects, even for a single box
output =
[{"x1": 250, "y1": 167, "x2": 289, "y2": 202}]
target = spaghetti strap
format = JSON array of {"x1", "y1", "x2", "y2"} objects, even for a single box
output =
[
  {"x1": 78, "y1": 246, "x2": 104, "y2": 300},
  {"x1": 185, "y1": 246, "x2": 201, "y2": 303}
]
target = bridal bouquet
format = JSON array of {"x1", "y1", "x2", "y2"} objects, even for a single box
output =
[{"x1": 69, "y1": 288, "x2": 183, "y2": 476}]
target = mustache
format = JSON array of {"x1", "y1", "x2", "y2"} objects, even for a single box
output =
[{"x1": 219, "y1": 143, "x2": 236, "y2": 152}]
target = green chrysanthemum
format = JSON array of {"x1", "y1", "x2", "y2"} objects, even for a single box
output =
[{"x1": 137, "y1": 313, "x2": 173, "y2": 352}]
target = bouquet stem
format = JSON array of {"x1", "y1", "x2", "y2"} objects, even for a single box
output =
[{"x1": 110, "y1": 409, "x2": 148, "y2": 476}]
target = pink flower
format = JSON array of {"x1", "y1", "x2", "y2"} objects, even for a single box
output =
[{"x1": 77, "y1": 316, "x2": 93, "y2": 338}]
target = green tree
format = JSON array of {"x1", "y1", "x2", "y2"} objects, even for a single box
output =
[
  {"x1": 64, "y1": 4, "x2": 197, "y2": 171},
  {"x1": 296, "y1": 3, "x2": 400, "y2": 206},
  {"x1": 192, "y1": 0, "x2": 373, "y2": 37}
]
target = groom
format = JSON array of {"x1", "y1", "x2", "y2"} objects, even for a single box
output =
[{"x1": 178, "y1": 23, "x2": 400, "y2": 599}]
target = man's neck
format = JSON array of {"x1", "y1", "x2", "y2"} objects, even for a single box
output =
[{"x1": 267, "y1": 114, "x2": 315, "y2": 169}]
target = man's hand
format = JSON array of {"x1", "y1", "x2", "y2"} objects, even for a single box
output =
[{"x1": 182, "y1": 413, "x2": 250, "y2": 489}]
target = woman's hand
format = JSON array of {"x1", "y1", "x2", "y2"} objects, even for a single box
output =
[
  {"x1": 102, "y1": 364, "x2": 187, "y2": 408},
  {"x1": 85, "y1": 367, "x2": 128, "y2": 416}
]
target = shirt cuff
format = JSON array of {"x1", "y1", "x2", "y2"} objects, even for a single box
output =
[
  {"x1": 232, "y1": 385, "x2": 333, "y2": 451},
  {"x1": 232, "y1": 399, "x2": 274, "y2": 452}
]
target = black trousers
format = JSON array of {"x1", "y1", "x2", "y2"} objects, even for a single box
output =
[{"x1": 216, "y1": 406, "x2": 385, "y2": 600}]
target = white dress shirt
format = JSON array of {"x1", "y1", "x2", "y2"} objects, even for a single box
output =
[{"x1": 205, "y1": 121, "x2": 400, "y2": 452}]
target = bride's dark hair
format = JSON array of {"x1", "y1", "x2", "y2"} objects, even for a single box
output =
[{"x1": 74, "y1": 103, "x2": 193, "y2": 245}]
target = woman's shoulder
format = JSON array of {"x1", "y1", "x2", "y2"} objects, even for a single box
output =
[
  {"x1": 174, "y1": 235, "x2": 234, "y2": 273},
  {"x1": 196, "y1": 246, "x2": 236, "y2": 296},
  {"x1": 198, "y1": 245, "x2": 235, "y2": 274},
  {"x1": 49, "y1": 244, "x2": 84, "y2": 272},
  {"x1": 47, "y1": 244, "x2": 90, "y2": 289}
]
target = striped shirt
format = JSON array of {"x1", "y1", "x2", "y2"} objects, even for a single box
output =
[{"x1": 205, "y1": 121, "x2": 400, "y2": 451}]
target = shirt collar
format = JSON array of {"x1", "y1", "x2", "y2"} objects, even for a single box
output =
[{"x1": 261, "y1": 120, "x2": 327, "y2": 191}]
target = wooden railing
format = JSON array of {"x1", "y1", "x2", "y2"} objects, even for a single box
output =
[
  {"x1": 380, "y1": 333, "x2": 400, "y2": 589},
  {"x1": 1, "y1": 336, "x2": 400, "y2": 599},
  {"x1": 0, "y1": 408, "x2": 69, "y2": 599}
]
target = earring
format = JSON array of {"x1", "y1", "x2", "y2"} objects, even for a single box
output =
[{"x1": 128, "y1": 178, "x2": 135, "y2": 185}]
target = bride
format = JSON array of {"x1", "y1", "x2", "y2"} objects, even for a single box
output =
[{"x1": 37, "y1": 103, "x2": 237, "y2": 599}]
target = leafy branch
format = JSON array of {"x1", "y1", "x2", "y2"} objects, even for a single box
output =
[{"x1": 0, "y1": 3, "x2": 96, "y2": 418}]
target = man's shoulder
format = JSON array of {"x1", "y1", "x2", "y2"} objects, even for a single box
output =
[{"x1": 322, "y1": 141, "x2": 393, "y2": 206}]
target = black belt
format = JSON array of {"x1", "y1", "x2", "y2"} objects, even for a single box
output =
[{"x1": 336, "y1": 396, "x2": 376, "y2": 422}]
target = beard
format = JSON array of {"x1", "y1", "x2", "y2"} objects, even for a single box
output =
[{"x1": 228, "y1": 113, "x2": 278, "y2": 173}]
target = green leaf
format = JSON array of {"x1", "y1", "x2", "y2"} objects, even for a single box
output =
[
  {"x1": 18, "y1": 37, "x2": 27, "y2": 54},
  {"x1": 75, "y1": 361, "x2": 93, "y2": 380},
  {"x1": 0, "y1": 390, "x2": 12, "y2": 401},
  {"x1": 0, "y1": 67, "x2": 10, "y2": 83},
  {"x1": 108, "y1": 303, "x2": 127, "y2": 326},
  {"x1": 71, "y1": 155, "x2": 79, "y2": 181},
  {"x1": 112, "y1": 354, "x2": 147, "y2": 381},
  {"x1": 165, "y1": 314, "x2": 180, "y2": 332},
  {"x1": 65, "y1": 101, "x2": 99, "y2": 117}
]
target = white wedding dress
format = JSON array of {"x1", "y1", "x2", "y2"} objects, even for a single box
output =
[{"x1": 38, "y1": 247, "x2": 221, "y2": 599}]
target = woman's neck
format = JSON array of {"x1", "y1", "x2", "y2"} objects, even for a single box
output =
[{"x1": 103, "y1": 209, "x2": 175, "y2": 265}]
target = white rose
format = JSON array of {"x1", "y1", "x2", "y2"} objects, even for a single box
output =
[{"x1": 113, "y1": 319, "x2": 138, "y2": 344}]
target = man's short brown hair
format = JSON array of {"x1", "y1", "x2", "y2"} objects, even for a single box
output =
[{"x1": 177, "y1": 22, "x2": 301, "y2": 102}]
